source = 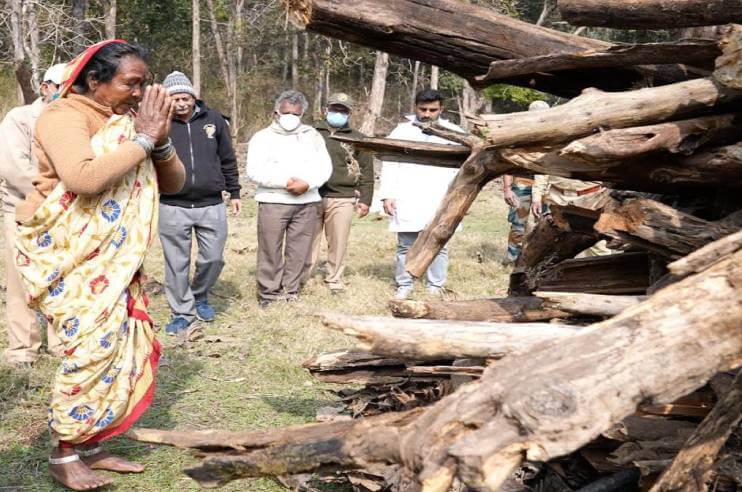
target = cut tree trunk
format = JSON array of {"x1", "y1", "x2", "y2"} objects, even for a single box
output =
[
  {"x1": 302, "y1": 350, "x2": 438, "y2": 385},
  {"x1": 530, "y1": 252, "x2": 651, "y2": 294},
  {"x1": 533, "y1": 292, "x2": 645, "y2": 317},
  {"x1": 713, "y1": 24, "x2": 742, "y2": 90},
  {"x1": 500, "y1": 141, "x2": 742, "y2": 193},
  {"x1": 559, "y1": 114, "x2": 742, "y2": 162},
  {"x1": 558, "y1": 0, "x2": 742, "y2": 29},
  {"x1": 476, "y1": 78, "x2": 741, "y2": 149},
  {"x1": 128, "y1": 242, "x2": 742, "y2": 490},
  {"x1": 650, "y1": 372, "x2": 742, "y2": 492},
  {"x1": 405, "y1": 148, "x2": 504, "y2": 278},
  {"x1": 284, "y1": 0, "x2": 692, "y2": 97},
  {"x1": 330, "y1": 134, "x2": 470, "y2": 168},
  {"x1": 388, "y1": 296, "x2": 568, "y2": 322},
  {"x1": 477, "y1": 40, "x2": 720, "y2": 84},
  {"x1": 594, "y1": 199, "x2": 742, "y2": 259},
  {"x1": 320, "y1": 313, "x2": 580, "y2": 360}
]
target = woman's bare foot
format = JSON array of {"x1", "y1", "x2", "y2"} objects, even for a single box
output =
[
  {"x1": 49, "y1": 448, "x2": 113, "y2": 491},
  {"x1": 76, "y1": 445, "x2": 145, "y2": 473}
]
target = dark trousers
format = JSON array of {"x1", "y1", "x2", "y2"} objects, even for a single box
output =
[{"x1": 257, "y1": 202, "x2": 321, "y2": 300}]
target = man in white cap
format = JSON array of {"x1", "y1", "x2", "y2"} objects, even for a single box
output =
[
  {"x1": 0, "y1": 63, "x2": 67, "y2": 366},
  {"x1": 159, "y1": 70, "x2": 241, "y2": 335}
]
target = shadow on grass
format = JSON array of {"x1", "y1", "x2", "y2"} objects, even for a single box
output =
[
  {"x1": 354, "y1": 262, "x2": 395, "y2": 283},
  {"x1": 0, "y1": 345, "x2": 204, "y2": 490},
  {"x1": 261, "y1": 395, "x2": 336, "y2": 419}
]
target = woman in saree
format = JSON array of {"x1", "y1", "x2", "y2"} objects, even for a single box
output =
[{"x1": 14, "y1": 40, "x2": 185, "y2": 490}]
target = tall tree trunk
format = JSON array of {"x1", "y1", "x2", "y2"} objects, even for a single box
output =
[
  {"x1": 23, "y1": 1, "x2": 40, "y2": 93},
  {"x1": 10, "y1": 0, "x2": 31, "y2": 103},
  {"x1": 192, "y1": 0, "x2": 201, "y2": 95},
  {"x1": 105, "y1": 0, "x2": 117, "y2": 38},
  {"x1": 70, "y1": 0, "x2": 89, "y2": 55},
  {"x1": 360, "y1": 51, "x2": 389, "y2": 136},
  {"x1": 430, "y1": 65, "x2": 439, "y2": 90},
  {"x1": 291, "y1": 30, "x2": 299, "y2": 88},
  {"x1": 410, "y1": 60, "x2": 420, "y2": 112}
]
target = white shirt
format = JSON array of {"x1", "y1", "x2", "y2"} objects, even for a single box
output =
[
  {"x1": 246, "y1": 122, "x2": 332, "y2": 204},
  {"x1": 378, "y1": 116, "x2": 463, "y2": 232}
]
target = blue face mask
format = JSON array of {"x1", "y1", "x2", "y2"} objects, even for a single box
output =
[{"x1": 326, "y1": 111, "x2": 349, "y2": 128}]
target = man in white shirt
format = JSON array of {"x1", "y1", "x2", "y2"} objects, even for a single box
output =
[
  {"x1": 246, "y1": 90, "x2": 332, "y2": 306},
  {"x1": 378, "y1": 89, "x2": 463, "y2": 299}
]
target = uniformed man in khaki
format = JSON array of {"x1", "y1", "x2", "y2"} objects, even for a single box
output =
[
  {"x1": 0, "y1": 64, "x2": 67, "y2": 365},
  {"x1": 531, "y1": 175, "x2": 614, "y2": 257}
]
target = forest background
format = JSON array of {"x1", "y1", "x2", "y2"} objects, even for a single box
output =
[{"x1": 0, "y1": 0, "x2": 675, "y2": 140}]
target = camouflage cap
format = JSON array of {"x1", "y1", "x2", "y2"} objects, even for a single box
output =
[{"x1": 327, "y1": 92, "x2": 354, "y2": 110}]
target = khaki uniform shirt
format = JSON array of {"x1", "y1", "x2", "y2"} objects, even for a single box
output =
[
  {"x1": 0, "y1": 98, "x2": 44, "y2": 214},
  {"x1": 532, "y1": 174, "x2": 602, "y2": 203}
]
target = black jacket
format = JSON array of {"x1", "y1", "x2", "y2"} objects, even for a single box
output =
[{"x1": 160, "y1": 100, "x2": 240, "y2": 208}]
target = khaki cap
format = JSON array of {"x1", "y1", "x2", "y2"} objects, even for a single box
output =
[{"x1": 327, "y1": 92, "x2": 354, "y2": 110}]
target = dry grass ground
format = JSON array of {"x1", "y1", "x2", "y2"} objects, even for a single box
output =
[{"x1": 0, "y1": 183, "x2": 510, "y2": 491}]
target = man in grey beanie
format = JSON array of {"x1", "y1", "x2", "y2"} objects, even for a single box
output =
[{"x1": 159, "y1": 70, "x2": 241, "y2": 335}]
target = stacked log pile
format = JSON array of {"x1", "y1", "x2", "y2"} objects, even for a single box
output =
[{"x1": 128, "y1": 1, "x2": 742, "y2": 490}]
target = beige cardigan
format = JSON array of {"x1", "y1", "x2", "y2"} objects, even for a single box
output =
[{"x1": 16, "y1": 94, "x2": 185, "y2": 222}]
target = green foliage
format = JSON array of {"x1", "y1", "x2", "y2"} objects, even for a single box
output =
[{"x1": 482, "y1": 83, "x2": 551, "y2": 106}]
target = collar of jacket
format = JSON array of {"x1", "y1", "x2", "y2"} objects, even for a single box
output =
[
  {"x1": 269, "y1": 121, "x2": 315, "y2": 136},
  {"x1": 314, "y1": 120, "x2": 353, "y2": 134}
]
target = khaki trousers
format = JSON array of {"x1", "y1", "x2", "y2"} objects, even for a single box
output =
[
  {"x1": 545, "y1": 187, "x2": 614, "y2": 257},
  {"x1": 3, "y1": 212, "x2": 62, "y2": 363},
  {"x1": 305, "y1": 197, "x2": 355, "y2": 290},
  {"x1": 257, "y1": 202, "x2": 321, "y2": 300}
]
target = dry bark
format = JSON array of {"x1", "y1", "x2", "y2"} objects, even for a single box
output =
[
  {"x1": 320, "y1": 313, "x2": 580, "y2": 361},
  {"x1": 669, "y1": 229, "x2": 742, "y2": 277},
  {"x1": 302, "y1": 350, "x2": 433, "y2": 385},
  {"x1": 388, "y1": 296, "x2": 568, "y2": 322},
  {"x1": 651, "y1": 372, "x2": 742, "y2": 492},
  {"x1": 594, "y1": 199, "x2": 742, "y2": 259},
  {"x1": 713, "y1": 24, "x2": 742, "y2": 90},
  {"x1": 128, "y1": 244, "x2": 742, "y2": 490},
  {"x1": 330, "y1": 134, "x2": 471, "y2": 169},
  {"x1": 500, "y1": 141, "x2": 742, "y2": 193},
  {"x1": 530, "y1": 252, "x2": 651, "y2": 294},
  {"x1": 559, "y1": 114, "x2": 742, "y2": 162},
  {"x1": 284, "y1": 0, "x2": 692, "y2": 96},
  {"x1": 533, "y1": 291, "x2": 645, "y2": 317},
  {"x1": 476, "y1": 78, "x2": 741, "y2": 149},
  {"x1": 558, "y1": 0, "x2": 742, "y2": 29},
  {"x1": 477, "y1": 40, "x2": 720, "y2": 84}
]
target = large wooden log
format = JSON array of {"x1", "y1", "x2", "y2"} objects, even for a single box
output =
[
  {"x1": 669, "y1": 229, "x2": 742, "y2": 277},
  {"x1": 128, "y1": 242, "x2": 742, "y2": 490},
  {"x1": 533, "y1": 291, "x2": 645, "y2": 317},
  {"x1": 388, "y1": 296, "x2": 568, "y2": 322},
  {"x1": 476, "y1": 78, "x2": 741, "y2": 149},
  {"x1": 558, "y1": 0, "x2": 742, "y2": 29},
  {"x1": 594, "y1": 199, "x2": 742, "y2": 259},
  {"x1": 477, "y1": 40, "x2": 720, "y2": 84},
  {"x1": 559, "y1": 114, "x2": 742, "y2": 162},
  {"x1": 530, "y1": 252, "x2": 651, "y2": 294},
  {"x1": 284, "y1": 0, "x2": 692, "y2": 96},
  {"x1": 501, "y1": 141, "x2": 742, "y2": 193},
  {"x1": 714, "y1": 24, "x2": 742, "y2": 90},
  {"x1": 320, "y1": 313, "x2": 580, "y2": 360},
  {"x1": 331, "y1": 134, "x2": 470, "y2": 169},
  {"x1": 650, "y1": 372, "x2": 742, "y2": 492}
]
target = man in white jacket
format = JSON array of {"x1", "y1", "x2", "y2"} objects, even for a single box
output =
[
  {"x1": 246, "y1": 90, "x2": 332, "y2": 306},
  {"x1": 378, "y1": 89, "x2": 463, "y2": 299}
]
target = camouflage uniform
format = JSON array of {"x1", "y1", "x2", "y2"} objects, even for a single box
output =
[{"x1": 505, "y1": 177, "x2": 534, "y2": 263}]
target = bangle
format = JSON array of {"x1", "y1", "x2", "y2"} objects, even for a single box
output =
[
  {"x1": 152, "y1": 144, "x2": 176, "y2": 162},
  {"x1": 154, "y1": 138, "x2": 172, "y2": 152},
  {"x1": 133, "y1": 133, "x2": 155, "y2": 155}
]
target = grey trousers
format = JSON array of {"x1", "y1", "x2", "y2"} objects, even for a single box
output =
[
  {"x1": 158, "y1": 202, "x2": 228, "y2": 321},
  {"x1": 257, "y1": 202, "x2": 321, "y2": 301}
]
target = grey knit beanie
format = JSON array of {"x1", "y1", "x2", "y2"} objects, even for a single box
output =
[{"x1": 163, "y1": 71, "x2": 196, "y2": 97}]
